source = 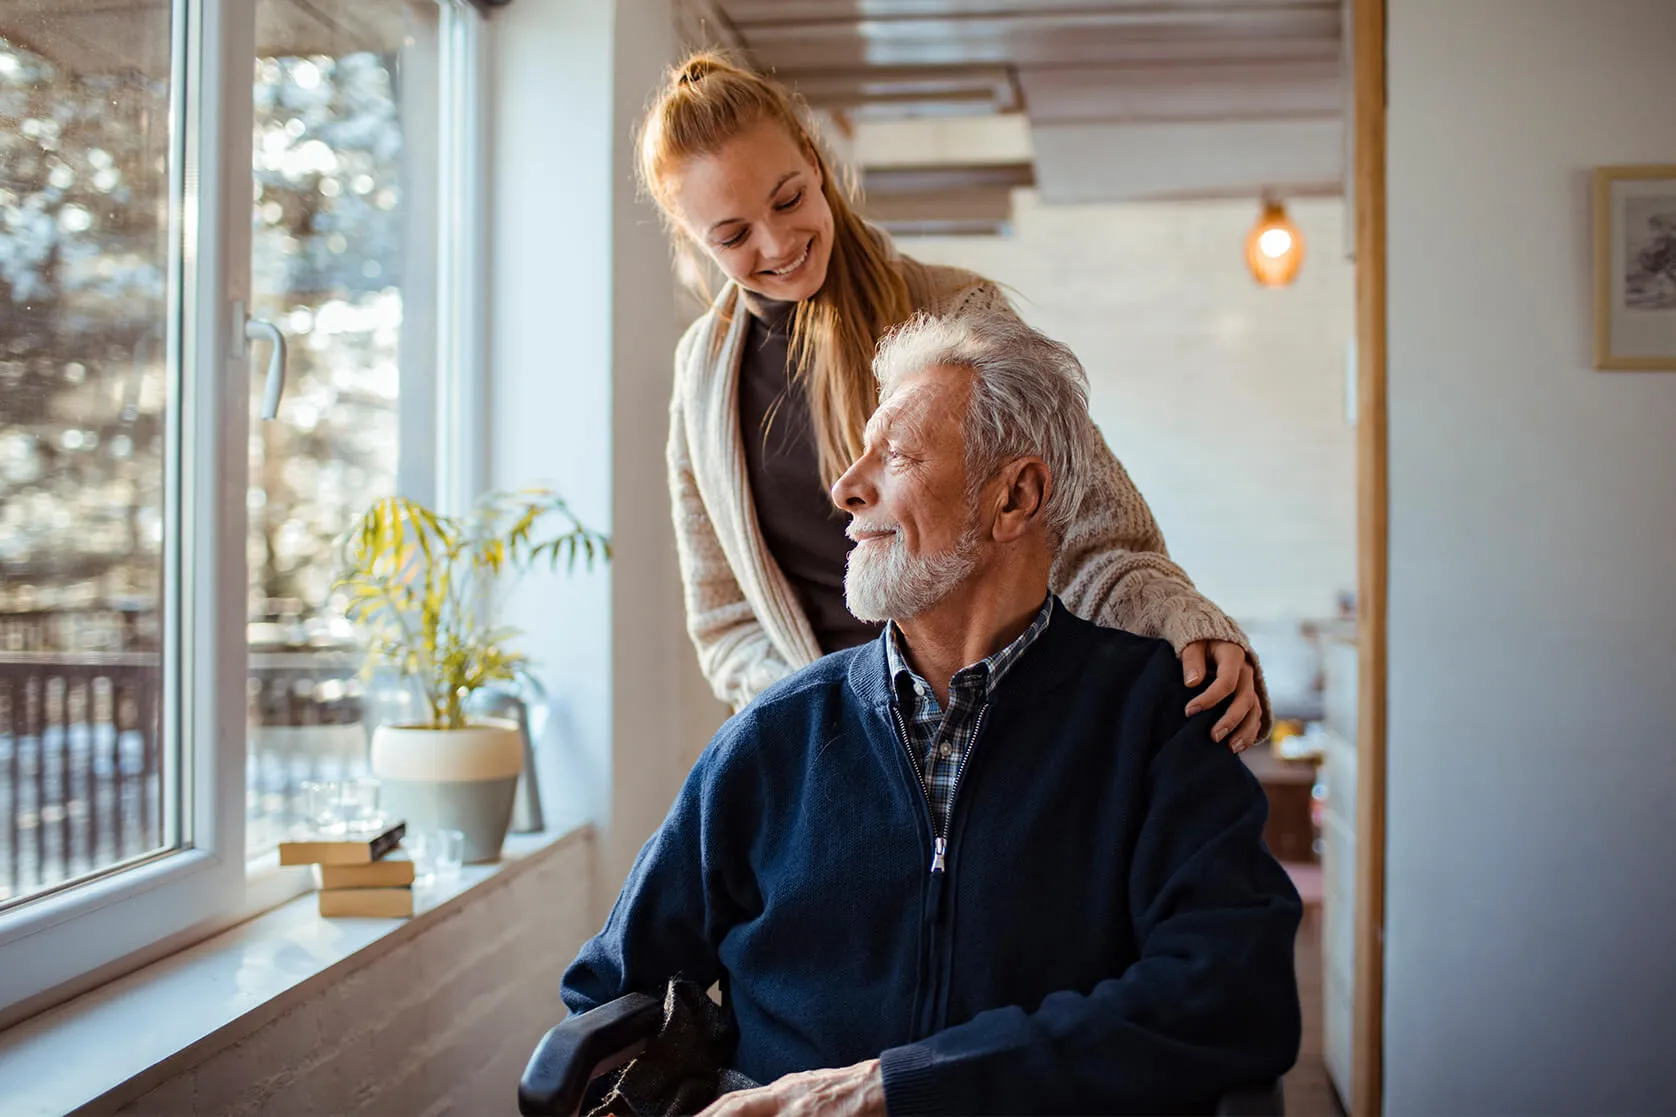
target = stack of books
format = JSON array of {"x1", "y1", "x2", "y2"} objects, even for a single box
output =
[{"x1": 278, "y1": 819, "x2": 414, "y2": 918}]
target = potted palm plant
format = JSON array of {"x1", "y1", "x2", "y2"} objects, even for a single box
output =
[{"x1": 336, "y1": 489, "x2": 609, "y2": 862}]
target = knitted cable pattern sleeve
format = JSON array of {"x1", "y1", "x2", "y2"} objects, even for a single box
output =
[
  {"x1": 1052, "y1": 426, "x2": 1273, "y2": 738},
  {"x1": 944, "y1": 278, "x2": 1273, "y2": 737},
  {"x1": 666, "y1": 334, "x2": 796, "y2": 713}
]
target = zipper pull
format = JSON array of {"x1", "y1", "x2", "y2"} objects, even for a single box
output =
[
  {"x1": 925, "y1": 851, "x2": 948, "y2": 924},
  {"x1": 930, "y1": 836, "x2": 947, "y2": 874}
]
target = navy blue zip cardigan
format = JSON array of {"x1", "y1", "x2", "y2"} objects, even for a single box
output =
[{"x1": 562, "y1": 606, "x2": 1302, "y2": 1115}]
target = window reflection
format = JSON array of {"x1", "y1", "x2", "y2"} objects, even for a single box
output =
[
  {"x1": 244, "y1": 2, "x2": 437, "y2": 857},
  {"x1": 0, "y1": 12, "x2": 173, "y2": 907}
]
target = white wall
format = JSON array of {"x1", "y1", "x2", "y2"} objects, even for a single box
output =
[
  {"x1": 904, "y1": 191, "x2": 1357, "y2": 624},
  {"x1": 1385, "y1": 1, "x2": 1676, "y2": 1111},
  {"x1": 488, "y1": 0, "x2": 709, "y2": 916},
  {"x1": 604, "y1": 0, "x2": 719, "y2": 896}
]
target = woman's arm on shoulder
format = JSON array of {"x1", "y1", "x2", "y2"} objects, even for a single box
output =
[
  {"x1": 913, "y1": 273, "x2": 1271, "y2": 744},
  {"x1": 936, "y1": 279, "x2": 1247, "y2": 652},
  {"x1": 1054, "y1": 421, "x2": 1272, "y2": 743}
]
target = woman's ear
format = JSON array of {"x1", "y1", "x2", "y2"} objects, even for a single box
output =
[{"x1": 991, "y1": 458, "x2": 1051, "y2": 543}]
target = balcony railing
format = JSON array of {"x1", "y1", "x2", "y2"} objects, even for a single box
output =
[
  {"x1": 0, "y1": 653, "x2": 162, "y2": 905},
  {"x1": 245, "y1": 648, "x2": 371, "y2": 855},
  {"x1": 0, "y1": 609, "x2": 374, "y2": 908}
]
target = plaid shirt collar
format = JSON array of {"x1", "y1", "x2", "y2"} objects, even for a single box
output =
[
  {"x1": 884, "y1": 594, "x2": 1056, "y2": 704},
  {"x1": 884, "y1": 595, "x2": 1055, "y2": 836}
]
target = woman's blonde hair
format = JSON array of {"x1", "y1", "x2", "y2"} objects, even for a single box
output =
[{"x1": 638, "y1": 50, "x2": 917, "y2": 489}]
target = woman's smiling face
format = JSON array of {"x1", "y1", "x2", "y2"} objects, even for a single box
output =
[{"x1": 667, "y1": 118, "x2": 836, "y2": 303}]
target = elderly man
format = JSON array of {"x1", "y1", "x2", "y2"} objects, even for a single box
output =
[{"x1": 561, "y1": 309, "x2": 1302, "y2": 1116}]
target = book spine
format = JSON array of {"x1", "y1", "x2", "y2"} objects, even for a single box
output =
[
  {"x1": 369, "y1": 821, "x2": 407, "y2": 861},
  {"x1": 318, "y1": 888, "x2": 414, "y2": 919}
]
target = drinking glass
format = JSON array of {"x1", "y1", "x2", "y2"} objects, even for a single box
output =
[
  {"x1": 408, "y1": 827, "x2": 464, "y2": 886},
  {"x1": 300, "y1": 776, "x2": 382, "y2": 835}
]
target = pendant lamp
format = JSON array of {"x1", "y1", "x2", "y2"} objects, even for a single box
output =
[{"x1": 1245, "y1": 195, "x2": 1304, "y2": 287}]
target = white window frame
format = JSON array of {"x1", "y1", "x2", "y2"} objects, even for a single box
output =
[
  {"x1": 436, "y1": 0, "x2": 490, "y2": 516},
  {"x1": 241, "y1": 0, "x2": 490, "y2": 904},
  {"x1": 0, "y1": 0, "x2": 254, "y2": 1020},
  {"x1": 0, "y1": 0, "x2": 492, "y2": 1023}
]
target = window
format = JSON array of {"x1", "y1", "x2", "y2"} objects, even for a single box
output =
[
  {"x1": 0, "y1": 0, "x2": 485, "y2": 1019},
  {"x1": 0, "y1": 1, "x2": 177, "y2": 913},
  {"x1": 244, "y1": 0, "x2": 440, "y2": 859}
]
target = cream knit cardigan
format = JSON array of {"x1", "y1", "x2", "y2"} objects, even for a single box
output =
[{"x1": 666, "y1": 256, "x2": 1267, "y2": 723}]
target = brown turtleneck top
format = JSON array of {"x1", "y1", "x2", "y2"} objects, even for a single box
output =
[{"x1": 736, "y1": 296, "x2": 884, "y2": 654}]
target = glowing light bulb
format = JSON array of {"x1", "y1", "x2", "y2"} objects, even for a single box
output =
[
  {"x1": 1245, "y1": 197, "x2": 1304, "y2": 287},
  {"x1": 1258, "y1": 228, "x2": 1293, "y2": 259}
]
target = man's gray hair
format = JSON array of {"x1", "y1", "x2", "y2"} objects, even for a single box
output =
[{"x1": 873, "y1": 307, "x2": 1093, "y2": 542}]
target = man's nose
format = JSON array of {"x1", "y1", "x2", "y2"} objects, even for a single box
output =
[{"x1": 830, "y1": 457, "x2": 874, "y2": 514}]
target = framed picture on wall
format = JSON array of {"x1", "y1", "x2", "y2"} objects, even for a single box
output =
[{"x1": 1594, "y1": 164, "x2": 1676, "y2": 370}]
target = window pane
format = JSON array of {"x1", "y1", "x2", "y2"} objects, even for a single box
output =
[
  {"x1": 0, "y1": 9, "x2": 175, "y2": 908},
  {"x1": 245, "y1": 1, "x2": 438, "y2": 857}
]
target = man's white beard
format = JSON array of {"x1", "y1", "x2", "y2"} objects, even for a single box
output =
[{"x1": 844, "y1": 521, "x2": 981, "y2": 623}]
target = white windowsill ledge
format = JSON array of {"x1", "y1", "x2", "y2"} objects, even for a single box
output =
[{"x1": 0, "y1": 824, "x2": 593, "y2": 1117}]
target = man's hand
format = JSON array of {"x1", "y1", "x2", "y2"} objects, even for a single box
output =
[
  {"x1": 1180, "y1": 639, "x2": 1261, "y2": 752},
  {"x1": 698, "y1": 1059, "x2": 886, "y2": 1117}
]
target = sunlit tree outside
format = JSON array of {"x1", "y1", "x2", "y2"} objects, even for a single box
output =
[{"x1": 0, "y1": 14, "x2": 422, "y2": 896}]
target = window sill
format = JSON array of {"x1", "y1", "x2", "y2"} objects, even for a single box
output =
[{"x1": 0, "y1": 824, "x2": 593, "y2": 1117}]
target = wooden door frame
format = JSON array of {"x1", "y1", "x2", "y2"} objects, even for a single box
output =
[{"x1": 1351, "y1": 0, "x2": 1388, "y2": 1113}]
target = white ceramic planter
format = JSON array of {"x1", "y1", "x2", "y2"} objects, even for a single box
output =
[{"x1": 370, "y1": 720, "x2": 522, "y2": 863}]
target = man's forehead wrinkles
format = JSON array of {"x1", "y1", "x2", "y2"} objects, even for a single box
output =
[{"x1": 868, "y1": 394, "x2": 911, "y2": 441}]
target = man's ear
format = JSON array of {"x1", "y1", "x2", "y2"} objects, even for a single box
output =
[{"x1": 991, "y1": 458, "x2": 1051, "y2": 543}]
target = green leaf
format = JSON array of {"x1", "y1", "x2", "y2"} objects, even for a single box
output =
[{"x1": 335, "y1": 486, "x2": 609, "y2": 712}]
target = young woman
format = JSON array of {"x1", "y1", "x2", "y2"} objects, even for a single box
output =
[{"x1": 643, "y1": 52, "x2": 1267, "y2": 750}]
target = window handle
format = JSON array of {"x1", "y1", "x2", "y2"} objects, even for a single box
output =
[{"x1": 234, "y1": 303, "x2": 289, "y2": 420}]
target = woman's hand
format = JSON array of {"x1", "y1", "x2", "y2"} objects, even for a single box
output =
[{"x1": 1180, "y1": 640, "x2": 1261, "y2": 752}]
